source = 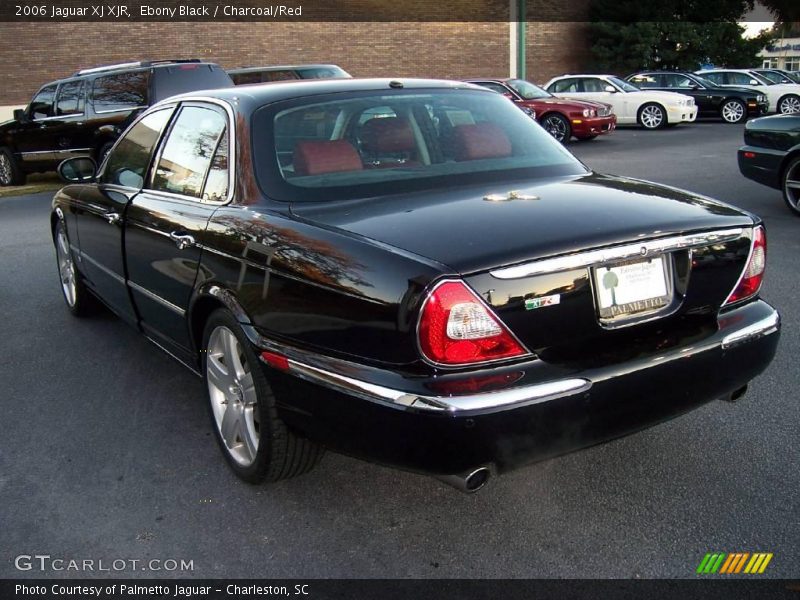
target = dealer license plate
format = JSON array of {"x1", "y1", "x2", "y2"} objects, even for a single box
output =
[{"x1": 593, "y1": 256, "x2": 672, "y2": 319}]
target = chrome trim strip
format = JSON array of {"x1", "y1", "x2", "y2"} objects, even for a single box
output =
[
  {"x1": 79, "y1": 250, "x2": 125, "y2": 284},
  {"x1": 281, "y1": 358, "x2": 591, "y2": 413},
  {"x1": 721, "y1": 311, "x2": 780, "y2": 349},
  {"x1": 490, "y1": 228, "x2": 746, "y2": 279},
  {"x1": 128, "y1": 280, "x2": 186, "y2": 316}
]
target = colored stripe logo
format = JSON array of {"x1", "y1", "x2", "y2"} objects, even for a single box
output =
[{"x1": 697, "y1": 552, "x2": 773, "y2": 574}]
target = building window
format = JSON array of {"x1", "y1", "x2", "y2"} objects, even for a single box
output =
[
  {"x1": 786, "y1": 58, "x2": 800, "y2": 71},
  {"x1": 762, "y1": 58, "x2": 778, "y2": 68}
]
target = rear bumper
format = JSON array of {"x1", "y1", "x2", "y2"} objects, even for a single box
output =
[
  {"x1": 570, "y1": 115, "x2": 616, "y2": 138},
  {"x1": 738, "y1": 145, "x2": 785, "y2": 189},
  {"x1": 260, "y1": 300, "x2": 779, "y2": 476}
]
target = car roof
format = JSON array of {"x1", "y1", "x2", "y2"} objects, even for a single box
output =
[
  {"x1": 34, "y1": 61, "x2": 222, "y2": 89},
  {"x1": 551, "y1": 74, "x2": 615, "y2": 79},
  {"x1": 164, "y1": 78, "x2": 487, "y2": 110}
]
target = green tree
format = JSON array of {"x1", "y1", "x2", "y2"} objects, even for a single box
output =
[{"x1": 587, "y1": 0, "x2": 777, "y2": 72}]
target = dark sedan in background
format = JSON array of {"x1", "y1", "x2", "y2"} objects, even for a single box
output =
[
  {"x1": 738, "y1": 113, "x2": 800, "y2": 216},
  {"x1": 52, "y1": 79, "x2": 779, "y2": 493},
  {"x1": 626, "y1": 71, "x2": 768, "y2": 123},
  {"x1": 465, "y1": 77, "x2": 616, "y2": 142}
]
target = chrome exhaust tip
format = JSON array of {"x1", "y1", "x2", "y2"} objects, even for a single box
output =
[{"x1": 435, "y1": 466, "x2": 491, "y2": 493}]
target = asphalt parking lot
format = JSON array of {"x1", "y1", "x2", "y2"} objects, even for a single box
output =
[{"x1": 0, "y1": 122, "x2": 797, "y2": 579}]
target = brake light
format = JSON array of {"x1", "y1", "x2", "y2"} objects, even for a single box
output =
[
  {"x1": 723, "y1": 226, "x2": 766, "y2": 306},
  {"x1": 418, "y1": 280, "x2": 527, "y2": 366}
]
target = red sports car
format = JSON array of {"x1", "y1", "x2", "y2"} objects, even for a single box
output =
[{"x1": 466, "y1": 78, "x2": 617, "y2": 143}]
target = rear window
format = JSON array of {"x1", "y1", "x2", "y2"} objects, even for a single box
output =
[
  {"x1": 253, "y1": 88, "x2": 586, "y2": 203},
  {"x1": 92, "y1": 72, "x2": 148, "y2": 113},
  {"x1": 151, "y1": 64, "x2": 233, "y2": 102}
]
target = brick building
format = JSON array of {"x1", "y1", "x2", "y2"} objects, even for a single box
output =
[{"x1": 0, "y1": 2, "x2": 591, "y2": 108}]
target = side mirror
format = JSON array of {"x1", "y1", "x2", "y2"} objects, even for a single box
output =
[
  {"x1": 13, "y1": 108, "x2": 29, "y2": 124},
  {"x1": 502, "y1": 92, "x2": 515, "y2": 100},
  {"x1": 604, "y1": 85, "x2": 617, "y2": 93},
  {"x1": 749, "y1": 80, "x2": 760, "y2": 86},
  {"x1": 58, "y1": 157, "x2": 97, "y2": 183}
]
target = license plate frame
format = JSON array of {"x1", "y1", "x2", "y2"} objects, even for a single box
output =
[{"x1": 592, "y1": 255, "x2": 673, "y2": 322}]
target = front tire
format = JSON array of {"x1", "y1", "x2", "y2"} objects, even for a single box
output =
[
  {"x1": 540, "y1": 113, "x2": 571, "y2": 143},
  {"x1": 54, "y1": 220, "x2": 96, "y2": 316},
  {"x1": 0, "y1": 147, "x2": 26, "y2": 186},
  {"x1": 720, "y1": 99, "x2": 746, "y2": 123},
  {"x1": 782, "y1": 155, "x2": 800, "y2": 216},
  {"x1": 778, "y1": 95, "x2": 800, "y2": 115},
  {"x1": 638, "y1": 103, "x2": 666, "y2": 130},
  {"x1": 202, "y1": 309, "x2": 324, "y2": 483}
]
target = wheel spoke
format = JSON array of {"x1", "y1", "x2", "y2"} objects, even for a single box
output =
[
  {"x1": 206, "y1": 354, "x2": 233, "y2": 392},
  {"x1": 58, "y1": 231, "x2": 70, "y2": 255},
  {"x1": 240, "y1": 412, "x2": 259, "y2": 461},
  {"x1": 222, "y1": 331, "x2": 245, "y2": 380},
  {"x1": 220, "y1": 403, "x2": 241, "y2": 449},
  {"x1": 239, "y1": 371, "x2": 257, "y2": 406},
  {"x1": 785, "y1": 179, "x2": 800, "y2": 190}
]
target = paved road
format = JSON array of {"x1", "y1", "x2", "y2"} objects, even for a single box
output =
[{"x1": 0, "y1": 123, "x2": 797, "y2": 579}]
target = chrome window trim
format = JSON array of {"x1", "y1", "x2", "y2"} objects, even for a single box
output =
[
  {"x1": 93, "y1": 106, "x2": 147, "y2": 115},
  {"x1": 144, "y1": 97, "x2": 236, "y2": 205},
  {"x1": 489, "y1": 228, "x2": 746, "y2": 280}
]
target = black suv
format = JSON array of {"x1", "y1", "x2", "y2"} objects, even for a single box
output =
[
  {"x1": 625, "y1": 71, "x2": 768, "y2": 123},
  {"x1": 227, "y1": 64, "x2": 350, "y2": 85},
  {"x1": 0, "y1": 59, "x2": 233, "y2": 185}
]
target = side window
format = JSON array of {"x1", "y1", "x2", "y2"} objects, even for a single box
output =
[
  {"x1": 583, "y1": 78, "x2": 606, "y2": 93},
  {"x1": 728, "y1": 73, "x2": 751, "y2": 85},
  {"x1": 261, "y1": 70, "x2": 299, "y2": 82},
  {"x1": 550, "y1": 79, "x2": 579, "y2": 93},
  {"x1": 56, "y1": 80, "x2": 85, "y2": 116},
  {"x1": 231, "y1": 72, "x2": 261, "y2": 85},
  {"x1": 475, "y1": 82, "x2": 511, "y2": 95},
  {"x1": 629, "y1": 74, "x2": 658, "y2": 88},
  {"x1": 703, "y1": 72, "x2": 724, "y2": 85},
  {"x1": 661, "y1": 74, "x2": 690, "y2": 88},
  {"x1": 92, "y1": 72, "x2": 148, "y2": 113},
  {"x1": 103, "y1": 109, "x2": 172, "y2": 187},
  {"x1": 202, "y1": 132, "x2": 229, "y2": 202},
  {"x1": 151, "y1": 106, "x2": 227, "y2": 199},
  {"x1": 29, "y1": 84, "x2": 57, "y2": 120}
]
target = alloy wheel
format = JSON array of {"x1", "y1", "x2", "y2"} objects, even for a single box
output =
[
  {"x1": 640, "y1": 105, "x2": 664, "y2": 129},
  {"x1": 56, "y1": 226, "x2": 77, "y2": 307},
  {"x1": 778, "y1": 96, "x2": 800, "y2": 114},
  {"x1": 784, "y1": 159, "x2": 800, "y2": 215},
  {"x1": 0, "y1": 153, "x2": 12, "y2": 185},
  {"x1": 721, "y1": 100, "x2": 745, "y2": 123},
  {"x1": 543, "y1": 114, "x2": 568, "y2": 142},
  {"x1": 206, "y1": 326, "x2": 260, "y2": 466}
]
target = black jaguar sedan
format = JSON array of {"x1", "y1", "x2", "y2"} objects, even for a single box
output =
[
  {"x1": 738, "y1": 113, "x2": 800, "y2": 216},
  {"x1": 51, "y1": 79, "x2": 780, "y2": 492}
]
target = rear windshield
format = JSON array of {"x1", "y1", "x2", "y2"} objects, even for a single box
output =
[
  {"x1": 152, "y1": 64, "x2": 233, "y2": 102},
  {"x1": 252, "y1": 88, "x2": 586, "y2": 202}
]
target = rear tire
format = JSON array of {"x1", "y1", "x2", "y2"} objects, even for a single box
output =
[
  {"x1": 54, "y1": 219, "x2": 97, "y2": 316},
  {"x1": 0, "y1": 147, "x2": 26, "y2": 186},
  {"x1": 778, "y1": 95, "x2": 800, "y2": 115},
  {"x1": 781, "y1": 155, "x2": 800, "y2": 216},
  {"x1": 575, "y1": 135, "x2": 598, "y2": 141},
  {"x1": 720, "y1": 99, "x2": 747, "y2": 123},
  {"x1": 202, "y1": 309, "x2": 324, "y2": 483},
  {"x1": 638, "y1": 103, "x2": 666, "y2": 130}
]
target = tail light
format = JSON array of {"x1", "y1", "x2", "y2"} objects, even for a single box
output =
[
  {"x1": 418, "y1": 280, "x2": 528, "y2": 366},
  {"x1": 723, "y1": 226, "x2": 766, "y2": 306}
]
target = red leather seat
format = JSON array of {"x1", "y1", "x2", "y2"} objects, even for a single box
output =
[
  {"x1": 293, "y1": 140, "x2": 363, "y2": 176},
  {"x1": 359, "y1": 117, "x2": 420, "y2": 168},
  {"x1": 452, "y1": 123, "x2": 512, "y2": 161}
]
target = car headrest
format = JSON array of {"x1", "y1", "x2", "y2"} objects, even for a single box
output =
[
  {"x1": 360, "y1": 117, "x2": 416, "y2": 153},
  {"x1": 452, "y1": 123, "x2": 512, "y2": 161},
  {"x1": 293, "y1": 140, "x2": 363, "y2": 176}
]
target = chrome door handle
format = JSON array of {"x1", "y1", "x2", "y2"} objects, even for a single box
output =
[
  {"x1": 104, "y1": 212, "x2": 121, "y2": 225},
  {"x1": 169, "y1": 231, "x2": 195, "y2": 250}
]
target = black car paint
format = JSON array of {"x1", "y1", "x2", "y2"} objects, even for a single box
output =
[
  {"x1": 738, "y1": 114, "x2": 800, "y2": 188},
  {"x1": 625, "y1": 71, "x2": 768, "y2": 119},
  {"x1": 52, "y1": 79, "x2": 779, "y2": 479}
]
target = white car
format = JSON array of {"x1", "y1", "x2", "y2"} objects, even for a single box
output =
[
  {"x1": 544, "y1": 74, "x2": 697, "y2": 129},
  {"x1": 695, "y1": 69, "x2": 800, "y2": 114}
]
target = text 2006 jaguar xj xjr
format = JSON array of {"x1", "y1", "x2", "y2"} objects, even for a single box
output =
[{"x1": 52, "y1": 79, "x2": 780, "y2": 492}]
